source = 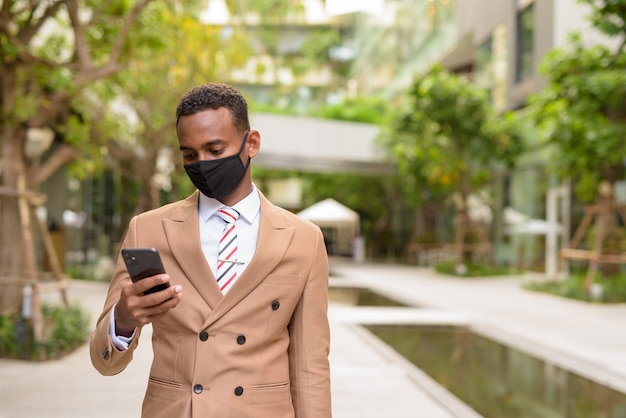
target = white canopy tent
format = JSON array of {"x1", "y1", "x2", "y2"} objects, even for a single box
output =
[
  {"x1": 503, "y1": 206, "x2": 563, "y2": 235},
  {"x1": 297, "y1": 198, "x2": 360, "y2": 256}
]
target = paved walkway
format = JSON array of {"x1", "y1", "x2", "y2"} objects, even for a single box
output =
[{"x1": 1, "y1": 259, "x2": 625, "y2": 417}]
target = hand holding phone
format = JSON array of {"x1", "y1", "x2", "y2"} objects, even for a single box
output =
[{"x1": 121, "y1": 248, "x2": 170, "y2": 295}]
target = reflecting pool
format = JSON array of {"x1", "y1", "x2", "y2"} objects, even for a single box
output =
[
  {"x1": 367, "y1": 325, "x2": 626, "y2": 418},
  {"x1": 328, "y1": 286, "x2": 407, "y2": 307}
]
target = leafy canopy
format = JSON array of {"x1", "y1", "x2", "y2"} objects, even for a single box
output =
[
  {"x1": 385, "y1": 65, "x2": 523, "y2": 201},
  {"x1": 527, "y1": 0, "x2": 626, "y2": 201}
]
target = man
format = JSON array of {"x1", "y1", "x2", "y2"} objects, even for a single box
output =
[{"x1": 90, "y1": 83, "x2": 332, "y2": 418}]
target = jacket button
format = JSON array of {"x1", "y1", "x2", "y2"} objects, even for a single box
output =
[
  {"x1": 102, "y1": 347, "x2": 110, "y2": 360},
  {"x1": 234, "y1": 386, "x2": 244, "y2": 396},
  {"x1": 199, "y1": 331, "x2": 209, "y2": 341},
  {"x1": 236, "y1": 335, "x2": 246, "y2": 345},
  {"x1": 193, "y1": 384, "x2": 203, "y2": 394},
  {"x1": 271, "y1": 300, "x2": 280, "y2": 310}
]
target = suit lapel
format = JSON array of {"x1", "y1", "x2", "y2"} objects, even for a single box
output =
[
  {"x1": 163, "y1": 191, "x2": 223, "y2": 310},
  {"x1": 205, "y1": 193, "x2": 294, "y2": 327}
]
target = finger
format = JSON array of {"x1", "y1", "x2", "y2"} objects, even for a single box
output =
[
  {"x1": 132, "y1": 274, "x2": 170, "y2": 295},
  {"x1": 166, "y1": 284, "x2": 183, "y2": 300},
  {"x1": 139, "y1": 282, "x2": 180, "y2": 307},
  {"x1": 145, "y1": 286, "x2": 183, "y2": 317},
  {"x1": 146, "y1": 285, "x2": 183, "y2": 311}
]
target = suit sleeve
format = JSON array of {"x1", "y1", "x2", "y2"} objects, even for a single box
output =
[
  {"x1": 289, "y1": 226, "x2": 332, "y2": 418},
  {"x1": 89, "y1": 216, "x2": 144, "y2": 375}
]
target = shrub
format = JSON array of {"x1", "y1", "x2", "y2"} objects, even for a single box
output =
[
  {"x1": 0, "y1": 303, "x2": 90, "y2": 360},
  {"x1": 524, "y1": 273, "x2": 626, "y2": 303},
  {"x1": 0, "y1": 315, "x2": 21, "y2": 357},
  {"x1": 39, "y1": 304, "x2": 90, "y2": 358},
  {"x1": 435, "y1": 261, "x2": 518, "y2": 277}
]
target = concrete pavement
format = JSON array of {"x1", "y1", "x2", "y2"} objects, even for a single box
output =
[{"x1": 1, "y1": 258, "x2": 625, "y2": 417}]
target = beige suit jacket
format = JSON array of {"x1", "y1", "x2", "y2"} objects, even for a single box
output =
[{"x1": 90, "y1": 191, "x2": 331, "y2": 418}]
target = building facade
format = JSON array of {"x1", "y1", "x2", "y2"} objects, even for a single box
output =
[{"x1": 348, "y1": 0, "x2": 617, "y2": 269}]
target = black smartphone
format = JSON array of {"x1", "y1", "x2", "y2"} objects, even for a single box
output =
[{"x1": 121, "y1": 247, "x2": 170, "y2": 295}]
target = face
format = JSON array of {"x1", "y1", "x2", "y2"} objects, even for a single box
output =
[{"x1": 177, "y1": 107, "x2": 260, "y2": 205}]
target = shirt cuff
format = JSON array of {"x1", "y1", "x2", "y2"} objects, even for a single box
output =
[{"x1": 108, "y1": 303, "x2": 136, "y2": 351}]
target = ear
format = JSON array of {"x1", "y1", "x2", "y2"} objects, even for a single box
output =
[{"x1": 246, "y1": 130, "x2": 261, "y2": 159}]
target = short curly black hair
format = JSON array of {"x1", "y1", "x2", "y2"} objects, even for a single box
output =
[{"x1": 175, "y1": 83, "x2": 250, "y2": 133}]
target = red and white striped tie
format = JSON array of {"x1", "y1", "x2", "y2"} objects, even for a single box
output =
[{"x1": 216, "y1": 207, "x2": 240, "y2": 294}]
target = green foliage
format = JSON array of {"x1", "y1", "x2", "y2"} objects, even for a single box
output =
[
  {"x1": 86, "y1": 3, "x2": 249, "y2": 216},
  {"x1": 39, "y1": 304, "x2": 90, "y2": 358},
  {"x1": 63, "y1": 114, "x2": 104, "y2": 179},
  {"x1": 0, "y1": 315, "x2": 20, "y2": 357},
  {"x1": 0, "y1": 0, "x2": 178, "y2": 184},
  {"x1": 287, "y1": 27, "x2": 343, "y2": 79},
  {"x1": 578, "y1": 0, "x2": 626, "y2": 38},
  {"x1": 319, "y1": 96, "x2": 390, "y2": 124},
  {"x1": 435, "y1": 261, "x2": 519, "y2": 277},
  {"x1": 300, "y1": 172, "x2": 399, "y2": 235},
  {"x1": 250, "y1": 102, "x2": 301, "y2": 115},
  {"x1": 226, "y1": 0, "x2": 293, "y2": 22},
  {"x1": 0, "y1": 304, "x2": 90, "y2": 361},
  {"x1": 385, "y1": 65, "x2": 524, "y2": 198},
  {"x1": 11, "y1": 71, "x2": 40, "y2": 121},
  {"x1": 299, "y1": 28, "x2": 342, "y2": 64},
  {"x1": 525, "y1": 272, "x2": 626, "y2": 303},
  {"x1": 528, "y1": 4, "x2": 626, "y2": 202},
  {"x1": 64, "y1": 263, "x2": 105, "y2": 281}
]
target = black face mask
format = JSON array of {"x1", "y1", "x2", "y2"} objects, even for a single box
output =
[{"x1": 184, "y1": 132, "x2": 250, "y2": 200}]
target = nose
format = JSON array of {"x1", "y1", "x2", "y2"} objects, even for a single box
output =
[{"x1": 196, "y1": 150, "x2": 213, "y2": 161}]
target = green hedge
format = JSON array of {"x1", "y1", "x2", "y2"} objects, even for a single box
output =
[
  {"x1": 525, "y1": 273, "x2": 626, "y2": 303},
  {"x1": 0, "y1": 303, "x2": 90, "y2": 360}
]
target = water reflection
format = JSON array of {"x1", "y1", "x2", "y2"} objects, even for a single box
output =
[
  {"x1": 367, "y1": 325, "x2": 626, "y2": 418},
  {"x1": 328, "y1": 286, "x2": 407, "y2": 307}
]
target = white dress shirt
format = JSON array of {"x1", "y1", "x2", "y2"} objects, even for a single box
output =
[
  {"x1": 110, "y1": 185, "x2": 261, "y2": 350},
  {"x1": 198, "y1": 184, "x2": 260, "y2": 278}
]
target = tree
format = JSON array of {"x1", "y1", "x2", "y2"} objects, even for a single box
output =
[
  {"x1": 0, "y1": 0, "x2": 160, "y2": 316},
  {"x1": 103, "y1": 7, "x2": 252, "y2": 238},
  {"x1": 385, "y1": 65, "x2": 524, "y2": 263},
  {"x1": 527, "y1": 0, "x2": 626, "y2": 289}
]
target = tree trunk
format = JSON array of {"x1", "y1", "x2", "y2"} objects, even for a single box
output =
[
  {"x1": 455, "y1": 209, "x2": 471, "y2": 264},
  {"x1": 0, "y1": 124, "x2": 27, "y2": 315},
  {"x1": 453, "y1": 191, "x2": 471, "y2": 264}
]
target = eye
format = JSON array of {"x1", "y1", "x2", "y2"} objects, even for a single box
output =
[
  {"x1": 210, "y1": 147, "x2": 226, "y2": 156},
  {"x1": 181, "y1": 152, "x2": 197, "y2": 162}
]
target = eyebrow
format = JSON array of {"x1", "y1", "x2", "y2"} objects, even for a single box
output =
[{"x1": 179, "y1": 138, "x2": 227, "y2": 151}]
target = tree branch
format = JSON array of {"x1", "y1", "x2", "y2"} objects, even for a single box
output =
[
  {"x1": 75, "y1": 63, "x2": 125, "y2": 87},
  {"x1": 33, "y1": 144, "x2": 79, "y2": 186},
  {"x1": 30, "y1": 91, "x2": 70, "y2": 127},
  {"x1": 18, "y1": 0, "x2": 65, "y2": 46},
  {"x1": 0, "y1": 1, "x2": 66, "y2": 68},
  {"x1": 65, "y1": 0, "x2": 92, "y2": 69},
  {"x1": 615, "y1": 35, "x2": 626, "y2": 57},
  {"x1": 107, "y1": 139, "x2": 141, "y2": 179},
  {"x1": 109, "y1": 0, "x2": 154, "y2": 64},
  {"x1": 0, "y1": 0, "x2": 13, "y2": 20},
  {"x1": 73, "y1": 0, "x2": 154, "y2": 87}
]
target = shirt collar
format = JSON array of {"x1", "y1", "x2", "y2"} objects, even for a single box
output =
[{"x1": 199, "y1": 183, "x2": 260, "y2": 224}]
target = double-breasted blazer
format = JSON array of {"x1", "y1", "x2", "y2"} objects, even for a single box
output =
[{"x1": 90, "y1": 190, "x2": 331, "y2": 418}]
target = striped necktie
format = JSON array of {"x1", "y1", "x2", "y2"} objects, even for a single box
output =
[{"x1": 216, "y1": 207, "x2": 240, "y2": 294}]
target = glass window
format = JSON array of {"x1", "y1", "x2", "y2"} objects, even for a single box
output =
[
  {"x1": 515, "y1": 3, "x2": 534, "y2": 82},
  {"x1": 476, "y1": 35, "x2": 494, "y2": 100}
]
